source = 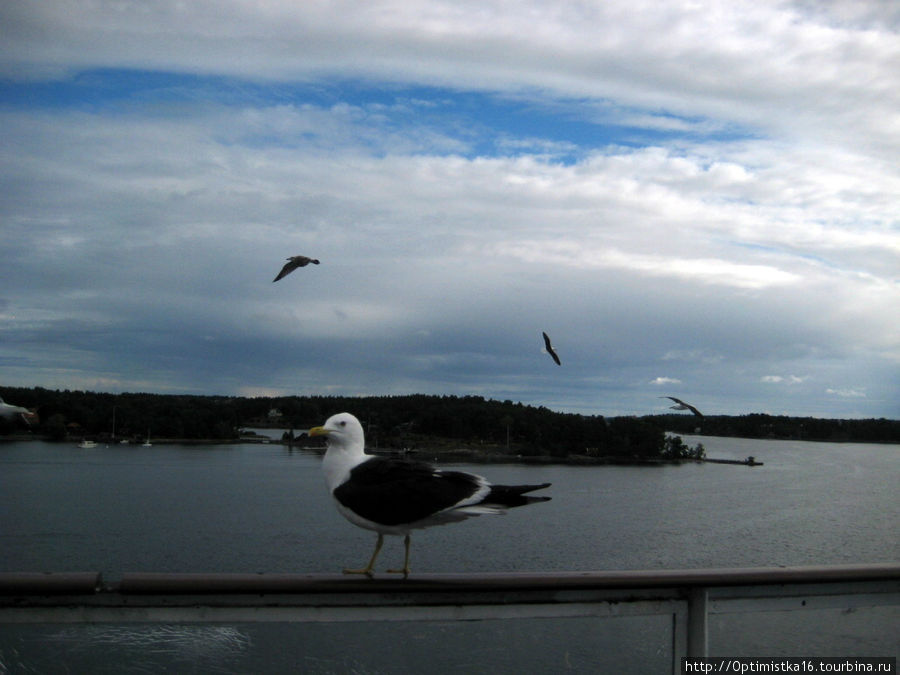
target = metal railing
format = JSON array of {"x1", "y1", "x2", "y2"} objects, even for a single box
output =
[{"x1": 2, "y1": 564, "x2": 898, "y2": 673}]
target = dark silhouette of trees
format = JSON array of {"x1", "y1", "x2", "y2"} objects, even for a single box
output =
[
  {"x1": 2, "y1": 387, "x2": 897, "y2": 455},
  {"x1": 661, "y1": 435, "x2": 706, "y2": 460},
  {"x1": 650, "y1": 412, "x2": 900, "y2": 443}
]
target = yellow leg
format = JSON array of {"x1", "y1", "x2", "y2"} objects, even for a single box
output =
[
  {"x1": 343, "y1": 533, "x2": 383, "y2": 578},
  {"x1": 386, "y1": 534, "x2": 411, "y2": 579}
]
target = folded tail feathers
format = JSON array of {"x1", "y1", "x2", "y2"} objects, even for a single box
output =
[{"x1": 485, "y1": 482, "x2": 551, "y2": 508}]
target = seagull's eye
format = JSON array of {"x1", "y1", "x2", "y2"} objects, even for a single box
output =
[{"x1": 339, "y1": 421, "x2": 346, "y2": 427}]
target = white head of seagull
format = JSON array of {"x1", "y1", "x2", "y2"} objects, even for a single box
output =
[
  {"x1": 308, "y1": 412, "x2": 551, "y2": 579},
  {"x1": 313, "y1": 412, "x2": 368, "y2": 491}
]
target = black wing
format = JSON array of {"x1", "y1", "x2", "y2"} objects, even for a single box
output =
[
  {"x1": 272, "y1": 259, "x2": 298, "y2": 282},
  {"x1": 542, "y1": 332, "x2": 561, "y2": 365},
  {"x1": 484, "y1": 482, "x2": 551, "y2": 507},
  {"x1": 333, "y1": 457, "x2": 483, "y2": 526},
  {"x1": 273, "y1": 256, "x2": 319, "y2": 282},
  {"x1": 684, "y1": 403, "x2": 703, "y2": 417}
]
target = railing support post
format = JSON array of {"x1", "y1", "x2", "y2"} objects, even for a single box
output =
[{"x1": 687, "y1": 587, "x2": 708, "y2": 657}]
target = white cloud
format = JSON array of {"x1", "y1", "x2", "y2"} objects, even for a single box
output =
[
  {"x1": 762, "y1": 375, "x2": 809, "y2": 385},
  {"x1": 3, "y1": 1, "x2": 898, "y2": 156},
  {"x1": 826, "y1": 388, "x2": 867, "y2": 398},
  {"x1": 2, "y1": 103, "x2": 897, "y2": 415},
  {"x1": 502, "y1": 243, "x2": 802, "y2": 289},
  {"x1": 662, "y1": 350, "x2": 724, "y2": 364},
  {"x1": 1, "y1": 1, "x2": 898, "y2": 417}
]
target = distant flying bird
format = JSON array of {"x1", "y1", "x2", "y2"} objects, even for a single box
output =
[
  {"x1": 308, "y1": 412, "x2": 551, "y2": 578},
  {"x1": 542, "y1": 331, "x2": 561, "y2": 366},
  {"x1": 0, "y1": 396, "x2": 32, "y2": 425},
  {"x1": 272, "y1": 255, "x2": 320, "y2": 282},
  {"x1": 660, "y1": 396, "x2": 704, "y2": 418}
]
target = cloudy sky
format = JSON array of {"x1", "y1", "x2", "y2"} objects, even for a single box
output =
[{"x1": 1, "y1": 1, "x2": 898, "y2": 419}]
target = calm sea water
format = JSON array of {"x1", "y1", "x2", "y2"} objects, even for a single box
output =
[{"x1": 1, "y1": 434, "x2": 898, "y2": 672}]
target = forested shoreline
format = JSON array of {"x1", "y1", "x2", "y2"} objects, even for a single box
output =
[{"x1": 2, "y1": 387, "x2": 898, "y2": 459}]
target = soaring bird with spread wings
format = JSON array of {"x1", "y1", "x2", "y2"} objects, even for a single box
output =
[
  {"x1": 660, "y1": 396, "x2": 704, "y2": 418},
  {"x1": 542, "y1": 331, "x2": 561, "y2": 366},
  {"x1": 0, "y1": 396, "x2": 33, "y2": 426},
  {"x1": 272, "y1": 255, "x2": 320, "y2": 282}
]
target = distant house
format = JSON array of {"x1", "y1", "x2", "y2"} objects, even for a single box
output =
[{"x1": 246, "y1": 408, "x2": 286, "y2": 427}]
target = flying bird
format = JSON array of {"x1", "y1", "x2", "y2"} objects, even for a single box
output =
[
  {"x1": 660, "y1": 396, "x2": 704, "y2": 418},
  {"x1": 0, "y1": 396, "x2": 33, "y2": 425},
  {"x1": 308, "y1": 412, "x2": 551, "y2": 578},
  {"x1": 272, "y1": 255, "x2": 320, "y2": 282},
  {"x1": 542, "y1": 331, "x2": 561, "y2": 366}
]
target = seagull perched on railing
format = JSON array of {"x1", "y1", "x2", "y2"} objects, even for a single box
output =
[
  {"x1": 660, "y1": 396, "x2": 704, "y2": 418},
  {"x1": 272, "y1": 255, "x2": 320, "y2": 282},
  {"x1": 309, "y1": 412, "x2": 551, "y2": 578}
]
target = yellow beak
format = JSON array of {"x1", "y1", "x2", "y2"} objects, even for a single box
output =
[{"x1": 308, "y1": 425, "x2": 328, "y2": 437}]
